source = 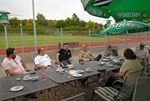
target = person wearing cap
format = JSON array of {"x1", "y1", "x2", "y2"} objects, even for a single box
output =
[{"x1": 135, "y1": 41, "x2": 149, "y2": 66}]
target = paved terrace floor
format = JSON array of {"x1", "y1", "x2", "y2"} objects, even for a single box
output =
[{"x1": 0, "y1": 43, "x2": 137, "y2": 101}]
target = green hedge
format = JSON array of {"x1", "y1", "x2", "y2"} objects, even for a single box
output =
[{"x1": 0, "y1": 27, "x2": 100, "y2": 35}]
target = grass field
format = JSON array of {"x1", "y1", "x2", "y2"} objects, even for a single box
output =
[{"x1": 0, "y1": 35, "x2": 123, "y2": 48}]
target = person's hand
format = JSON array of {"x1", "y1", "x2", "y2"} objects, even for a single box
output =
[
  {"x1": 53, "y1": 64, "x2": 56, "y2": 68},
  {"x1": 68, "y1": 58, "x2": 72, "y2": 62},
  {"x1": 84, "y1": 58, "x2": 88, "y2": 62},
  {"x1": 46, "y1": 66, "x2": 50, "y2": 69},
  {"x1": 114, "y1": 73, "x2": 121, "y2": 78},
  {"x1": 25, "y1": 68, "x2": 29, "y2": 72},
  {"x1": 56, "y1": 61, "x2": 59, "y2": 64}
]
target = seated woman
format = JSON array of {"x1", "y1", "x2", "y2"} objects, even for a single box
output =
[{"x1": 105, "y1": 48, "x2": 142, "y2": 86}]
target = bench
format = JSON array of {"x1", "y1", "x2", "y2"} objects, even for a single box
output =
[{"x1": 58, "y1": 42, "x2": 79, "y2": 50}]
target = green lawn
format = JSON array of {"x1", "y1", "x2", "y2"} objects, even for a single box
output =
[{"x1": 0, "y1": 35, "x2": 123, "y2": 48}]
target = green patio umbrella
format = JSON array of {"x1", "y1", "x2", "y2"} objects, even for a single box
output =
[
  {"x1": 100, "y1": 20, "x2": 150, "y2": 35},
  {"x1": 99, "y1": 20, "x2": 150, "y2": 47},
  {"x1": 81, "y1": 0, "x2": 150, "y2": 19}
]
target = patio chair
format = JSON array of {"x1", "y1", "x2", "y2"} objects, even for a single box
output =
[
  {"x1": 61, "y1": 93, "x2": 85, "y2": 101},
  {"x1": 0, "y1": 58, "x2": 8, "y2": 77},
  {"x1": 32, "y1": 52, "x2": 38, "y2": 71},
  {"x1": 91, "y1": 69, "x2": 143, "y2": 101},
  {"x1": 132, "y1": 76, "x2": 150, "y2": 101}
]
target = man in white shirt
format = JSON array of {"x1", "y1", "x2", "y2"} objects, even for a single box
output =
[
  {"x1": 135, "y1": 41, "x2": 149, "y2": 65},
  {"x1": 34, "y1": 48, "x2": 56, "y2": 69},
  {"x1": 2, "y1": 48, "x2": 28, "y2": 76}
]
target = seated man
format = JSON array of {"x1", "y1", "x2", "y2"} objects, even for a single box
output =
[
  {"x1": 2, "y1": 48, "x2": 28, "y2": 76},
  {"x1": 103, "y1": 45, "x2": 118, "y2": 57},
  {"x1": 79, "y1": 44, "x2": 102, "y2": 62},
  {"x1": 105, "y1": 48, "x2": 142, "y2": 87},
  {"x1": 56, "y1": 44, "x2": 72, "y2": 65},
  {"x1": 135, "y1": 41, "x2": 149, "y2": 66},
  {"x1": 2, "y1": 48, "x2": 37, "y2": 99},
  {"x1": 34, "y1": 48, "x2": 56, "y2": 69}
]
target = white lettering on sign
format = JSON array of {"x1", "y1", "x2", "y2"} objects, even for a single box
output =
[
  {"x1": 117, "y1": 13, "x2": 140, "y2": 18},
  {"x1": 87, "y1": 7, "x2": 103, "y2": 16},
  {"x1": 104, "y1": 22, "x2": 144, "y2": 31}
]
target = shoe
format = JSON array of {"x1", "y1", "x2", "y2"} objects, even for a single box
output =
[
  {"x1": 25, "y1": 93, "x2": 38, "y2": 99},
  {"x1": 30, "y1": 94, "x2": 38, "y2": 99}
]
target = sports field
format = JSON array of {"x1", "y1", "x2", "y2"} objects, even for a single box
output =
[{"x1": 0, "y1": 35, "x2": 123, "y2": 48}]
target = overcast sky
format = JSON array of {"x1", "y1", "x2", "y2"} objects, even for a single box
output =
[{"x1": 0, "y1": 0, "x2": 115, "y2": 25}]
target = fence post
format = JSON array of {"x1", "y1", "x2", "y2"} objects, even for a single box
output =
[
  {"x1": 136, "y1": 33, "x2": 138, "y2": 49},
  {"x1": 61, "y1": 28, "x2": 63, "y2": 48},
  {"x1": 20, "y1": 25, "x2": 24, "y2": 58},
  {"x1": 45, "y1": 39, "x2": 48, "y2": 50},
  {"x1": 145, "y1": 32, "x2": 148, "y2": 45},
  {"x1": 108, "y1": 33, "x2": 111, "y2": 45},
  {"x1": 4, "y1": 24, "x2": 8, "y2": 49},
  {"x1": 89, "y1": 28, "x2": 91, "y2": 49},
  {"x1": 14, "y1": 40, "x2": 16, "y2": 49}
]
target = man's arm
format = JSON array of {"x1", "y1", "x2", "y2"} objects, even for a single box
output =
[
  {"x1": 21, "y1": 60, "x2": 29, "y2": 72},
  {"x1": 79, "y1": 51, "x2": 85, "y2": 61},
  {"x1": 50, "y1": 61, "x2": 56, "y2": 67},
  {"x1": 7, "y1": 69, "x2": 24, "y2": 76},
  {"x1": 56, "y1": 53, "x2": 60, "y2": 64},
  {"x1": 68, "y1": 50, "x2": 72, "y2": 62},
  {"x1": 104, "y1": 49, "x2": 112, "y2": 57},
  {"x1": 35, "y1": 64, "x2": 45, "y2": 69},
  {"x1": 137, "y1": 56, "x2": 149, "y2": 59}
]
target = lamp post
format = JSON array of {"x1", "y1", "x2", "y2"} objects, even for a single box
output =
[
  {"x1": 0, "y1": 11, "x2": 10, "y2": 49},
  {"x1": 20, "y1": 23, "x2": 24, "y2": 58},
  {"x1": 32, "y1": 0, "x2": 37, "y2": 52}
]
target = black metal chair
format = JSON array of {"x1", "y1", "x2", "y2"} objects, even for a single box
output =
[
  {"x1": 132, "y1": 76, "x2": 150, "y2": 101},
  {"x1": 91, "y1": 69, "x2": 143, "y2": 101}
]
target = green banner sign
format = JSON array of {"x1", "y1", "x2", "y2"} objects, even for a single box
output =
[{"x1": 0, "y1": 14, "x2": 8, "y2": 20}]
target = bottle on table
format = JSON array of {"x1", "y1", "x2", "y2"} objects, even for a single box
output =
[{"x1": 42, "y1": 67, "x2": 46, "y2": 81}]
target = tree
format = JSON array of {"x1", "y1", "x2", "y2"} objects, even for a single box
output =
[
  {"x1": 72, "y1": 13, "x2": 80, "y2": 26},
  {"x1": 79, "y1": 20, "x2": 86, "y2": 27},
  {"x1": 22, "y1": 19, "x2": 27, "y2": 26},
  {"x1": 55, "y1": 20, "x2": 66, "y2": 28},
  {"x1": 36, "y1": 13, "x2": 48, "y2": 26},
  {"x1": 65, "y1": 17, "x2": 72, "y2": 27},
  {"x1": 25, "y1": 19, "x2": 33, "y2": 27},
  {"x1": 36, "y1": 13, "x2": 46, "y2": 20},
  {"x1": 9, "y1": 17, "x2": 21, "y2": 27},
  {"x1": 86, "y1": 20, "x2": 95, "y2": 29}
]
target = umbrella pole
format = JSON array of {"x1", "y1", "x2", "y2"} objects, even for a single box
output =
[
  {"x1": 149, "y1": 31, "x2": 150, "y2": 46},
  {"x1": 124, "y1": 31, "x2": 128, "y2": 48},
  {"x1": 104, "y1": 32, "x2": 106, "y2": 46},
  {"x1": 136, "y1": 33, "x2": 138, "y2": 49}
]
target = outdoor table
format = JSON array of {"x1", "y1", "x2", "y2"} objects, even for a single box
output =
[
  {"x1": 0, "y1": 72, "x2": 57, "y2": 101},
  {"x1": 44, "y1": 61, "x2": 121, "y2": 95},
  {"x1": 45, "y1": 61, "x2": 121, "y2": 83}
]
